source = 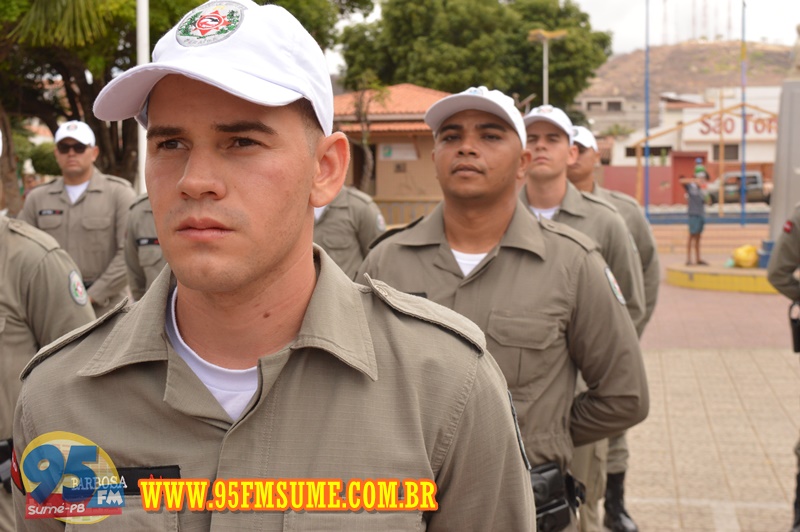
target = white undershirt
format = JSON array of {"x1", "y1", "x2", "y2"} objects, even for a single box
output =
[
  {"x1": 165, "y1": 287, "x2": 259, "y2": 420},
  {"x1": 314, "y1": 205, "x2": 328, "y2": 221},
  {"x1": 529, "y1": 205, "x2": 559, "y2": 221},
  {"x1": 451, "y1": 249, "x2": 488, "y2": 277},
  {"x1": 65, "y1": 182, "x2": 90, "y2": 204}
]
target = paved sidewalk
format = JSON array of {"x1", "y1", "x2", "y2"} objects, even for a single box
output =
[{"x1": 617, "y1": 254, "x2": 799, "y2": 531}]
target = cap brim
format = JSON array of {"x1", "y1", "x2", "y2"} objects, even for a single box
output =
[
  {"x1": 425, "y1": 94, "x2": 515, "y2": 132},
  {"x1": 94, "y1": 59, "x2": 304, "y2": 125},
  {"x1": 523, "y1": 115, "x2": 573, "y2": 140}
]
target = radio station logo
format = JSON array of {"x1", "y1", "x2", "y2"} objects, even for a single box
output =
[{"x1": 20, "y1": 431, "x2": 125, "y2": 524}]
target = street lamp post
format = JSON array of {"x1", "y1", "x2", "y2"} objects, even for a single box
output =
[{"x1": 528, "y1": 29, "x2": 568, "y2": 105}]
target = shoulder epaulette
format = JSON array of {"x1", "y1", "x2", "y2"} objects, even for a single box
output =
[
  {"x1": 7, "y1": 218, "x2": 59, "y2": 252},
  {"x1": 368, "y1": 216, "x2": 424, "y2": 249},
  {"x1": 129, "y1": 193, "x2": 150, "y2": 210},
  {"x1": 607, "y1": 190, "x2": 640, "y2": 208},
  {"x1": 363, "y1": 274, "x2": 485, "y2": 355},
  {"x1": 580, "y1": 191, "x2": 620, "y2": 213},
  {"x1": 21, "y1": 298, "x2": 129, "y2": 380},
  {"x1": 345, "y1": 187, "x2": 374, "y2": 205},
  {"x1": 538, "y1": 218, "x2": 597, "y2": 252},
  {"x1": 106, "y1": 175, "x2": 134, "y2": 188}
]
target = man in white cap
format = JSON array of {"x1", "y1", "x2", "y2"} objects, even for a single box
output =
[
  {"x1": 567, "y1": 126, "x2": 660, "y2": 532},
  {"x1": 18, "y1": 120, "x2": 135, "y2": 317},
  {"x1": 12, "y1": 3, "x2": 534, "y2": 530},
  {"x1": 520, "y1": 106, "x2": 645, "y2": 338},
  {"x1": 359, "y1": 86, "x2": 648, "y2": 531}
]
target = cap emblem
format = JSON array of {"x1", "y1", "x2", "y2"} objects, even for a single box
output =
[{"x1": 177, "y1": 2, "x2": 245, "y2": 47}]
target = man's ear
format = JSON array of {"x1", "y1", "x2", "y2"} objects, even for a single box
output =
[
  {"x1": 517, "y1": 147, "x2": 533, "y2": 181},
  {"x1": 566, "y1": 143, "x2": 578, "y2": 166},
  {"x1": 310, "y1": 132, "x2": 350, "y2": 208}
]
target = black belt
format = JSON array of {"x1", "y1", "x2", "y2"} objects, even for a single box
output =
[{"x1": 531, "y1": 462, "x2": 584, "y2": 532}]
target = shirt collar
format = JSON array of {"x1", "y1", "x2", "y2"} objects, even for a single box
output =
[{"x1": 78, "y1": 246, "x2": 377, "y2": 380}]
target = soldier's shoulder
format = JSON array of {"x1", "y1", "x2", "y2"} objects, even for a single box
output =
[
  {"x1": 606, "y1": 189, "x2": 641, "y2": 209},
  {"x1": 103, "y1": 173, "x2": 134, "y2": 189},
  {"x1": 580, "y1": 190, "x2": 620, "y2": 214},
  {"x1": 129, "y1": 193, "x2": 151, "y2": 211},
  {"x1": 538, "y1": 217, "x2": 597, "y2": 253},
  {"x1": 362, "y1": 275, "x2": 486, "y2": 356},
  {"x1": 345, "y1": 186, "x2": 377, "y2": 206},
  {"x1": 21, "y1": 299, "x2": 128, "y2": 380},
  {"x1": 368, "y1": 216, "x2": 424, "y2": 250},
  {"x1": 6, "y1": 217, "x2": 60, "y2": 252}
]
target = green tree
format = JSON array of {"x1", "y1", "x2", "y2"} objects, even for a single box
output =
[
  {"x1": 0, "y1": 0, "x2": 373, "y2": 211},
  {"x1": 340, "y1": 0, "x2": 610, "y2": 109}
]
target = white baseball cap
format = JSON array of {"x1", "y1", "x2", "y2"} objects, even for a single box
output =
[
  {"x1": 93, "y1": 0, "x2": 333, "y2": 136},
  {"x1": 424, "y1": 86, "x2": 527, "y2": 148},
  {"x1": 572, "y1": 126, "x2": 598, "y2": 151},
  {"x1": 523, "y1": 105, "x2": 574, "y2": 143},
  {"x1": 55, "y1": 120, "x2": 96, "y2": 146}
]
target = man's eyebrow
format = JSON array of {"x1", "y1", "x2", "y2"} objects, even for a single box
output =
[
  {"x1": 214, "y1": 120, "x2": 277, "y2": 136},
  {"x1": 476, "y1": 122, "x2": 508, "y2": 132},
  {"x1": 145, "y1": 121, "x2": 278, "y2": 140},
  {"x1": 146, "y1": 126, "x2": 183, "y2": 140},
  {"x1": 437, "y1": 123, "x2": 463, "y2": 136}
]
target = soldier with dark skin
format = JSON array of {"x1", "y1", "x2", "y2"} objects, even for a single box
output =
[
  {"x1": 766, "y1": 203, "x2": 800, "y2": 532},
  {"x1": 359, "y1": 87, "x2": 648, "y2": 531},
  {"x1": 567, "y1": 126, "x2": 660, "y2": 532}
]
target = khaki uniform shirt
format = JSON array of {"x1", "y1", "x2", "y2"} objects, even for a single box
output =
[
  {"x1": 520, "y1": 182, "x2": 646, "y2": 333},
  {"x1": 125, "y1": 194, "x2": 166, "y2": 300},
  {"x1": 0, "y1": 217, "x2": 95, "y2": 531},
  {"x1": 592, "y1": 185, "x2": 660, "y2": 335},
  {"x1": 767, "y1": 203, "x2": 800, "y2": 300},
  {"x1": 18, "y1": 168, "x2": 135, "y2": 316},
  {"x1": 357, "y1": 202, "x2": 649, "y2": 471},
  {"x1": 314, "y1": 187, "x2": 386, "y2": 279},
  {"x1": 13, "y1": 248, "x2": 534, "y2": 531}
]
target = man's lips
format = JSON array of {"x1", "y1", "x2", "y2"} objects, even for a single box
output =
[
  {"x1": 452, "y1": 163, "x2": 483, "y2": 175},
  {"x1": 176, "y1": 218, "x2": 233, "y2": 240}
]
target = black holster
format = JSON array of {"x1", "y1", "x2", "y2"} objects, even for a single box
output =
[
  {"x1": 530, "y1": 462, "x2": 584, "y2": 532},
  {"x1": 790, "y1": 302, "x2": 800, "y2": 353},
  {"x1": 0, "y1": 438, "x2": 12, "y2": 494}
]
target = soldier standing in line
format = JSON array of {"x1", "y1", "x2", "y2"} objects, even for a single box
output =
[
  {"x1": 0, "y1": 167, "x2": 96, "y2": 530},
  {"x1": 313, "y1": 186, "x2": 385, "y2": 279},
  {"x1": 567, "y1": 126, "x2": 661, "y2": 532},
  {"x1": 359, "y1": 86, "x2": 649, "y2": 531},
  {"x1": 766, "y1": 203, "x2": 800, "y2": 532},
  {"x1": 18, "y1": 120, "x2": 135, "y2": 316},
  {"x1": 520, "y1": 106, "x2": 647, "y2": 532},
  {"x1": 125, "y1": 193, "x2": 166, "y2": 300}
]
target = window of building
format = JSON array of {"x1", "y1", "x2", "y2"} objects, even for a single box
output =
[
  {"x1": 625, "y1": 146, "x2": 672, "y2": 158},
  {"x1": 587, "y1": 101, "x2": 603, "y2": 111},
  {"x1": 607, "y1": 101, "x2": 623, "y2": 112},
  {"x1": 712, "y1": 143, "x2": 739, "y2": 161}
]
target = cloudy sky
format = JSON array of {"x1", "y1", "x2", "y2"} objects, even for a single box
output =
[
  {"x1": 580, "y1": 0, "x2": 800, "y2": 54},
  {"x1": 327, "y1": 1, "x2": 800, "y2": 72}
]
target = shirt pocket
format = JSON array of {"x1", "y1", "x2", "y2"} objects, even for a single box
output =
[
  {"x1": 81, "y1": 217, "x2": 113, "y2": 250},
  {"x1": 320, "y1": 234, "x2": 353, "y2": 250},
  {"x1": 486, "y1": 310, "x2": 560, "y2": 399},
  {"x1": 283, "y1": 510, "x2": 423, "y2": 531},
  {"x1": 37, "y1": 215, "x2": 63, "y2": 230},
  {"x1": 64, "y1": 500, "x2": 178, "y2": 531},
  {"x1": 137, "y1": 244, "x2": 163, "y2": 267}
]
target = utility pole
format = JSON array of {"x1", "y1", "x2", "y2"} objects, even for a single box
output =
[{"x1": 528, "y1": 29, "x2": 568, "y2": 105}]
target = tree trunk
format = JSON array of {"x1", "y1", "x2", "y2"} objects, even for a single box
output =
[{"x1": 0, "y1": 102, "x2": 22, "y2": 216}]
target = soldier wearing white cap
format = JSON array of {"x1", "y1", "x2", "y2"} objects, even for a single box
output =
[
  {"x1": 567, "y1": 126, "x2": 660, "y2": 532},
  {"x1": 18, "y1": 120, "x2": 135, "y2": 317},
  {"x1": 359, "y1": 86, "x2": 649, "y2": 531},
  {"x1": 12, "y1": 3, "x2": 534, "y2": 530}
]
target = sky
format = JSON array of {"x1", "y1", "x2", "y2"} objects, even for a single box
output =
[
  {"x1": 579, "y1": 0, "x2": 800, "y2": 55},
  {"x1": 327, "y1": 0, "x2": 800, "y2": 72}
]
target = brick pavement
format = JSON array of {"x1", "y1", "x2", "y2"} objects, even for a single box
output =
[{"x1": 612, "y1": 253, "x2": 800, "y2": 531}]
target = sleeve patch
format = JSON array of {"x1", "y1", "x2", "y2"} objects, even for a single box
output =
[
  {"x1": 69, "y1": 270, "x2": 89, "y2": 306},
  {"x1": 784, "y1": 220, "x2": 794, "y2": 234},
  {"x1": 605, "y1": 267, "x2": 627, "y2": 305}
]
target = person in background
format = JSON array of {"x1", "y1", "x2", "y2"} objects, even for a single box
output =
[
  {"x1": 18, "y1": 120, "x2": 135, "y2": 316},
  {"x1": 125, "y1": 193, "x2": 166, "y2": 300},
  {"x1": 679, "y1": 173, "x2": 708, "y2": 266},
  {"x1": 313, "y1": 185, "x2": 385, "y2": 279}
]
